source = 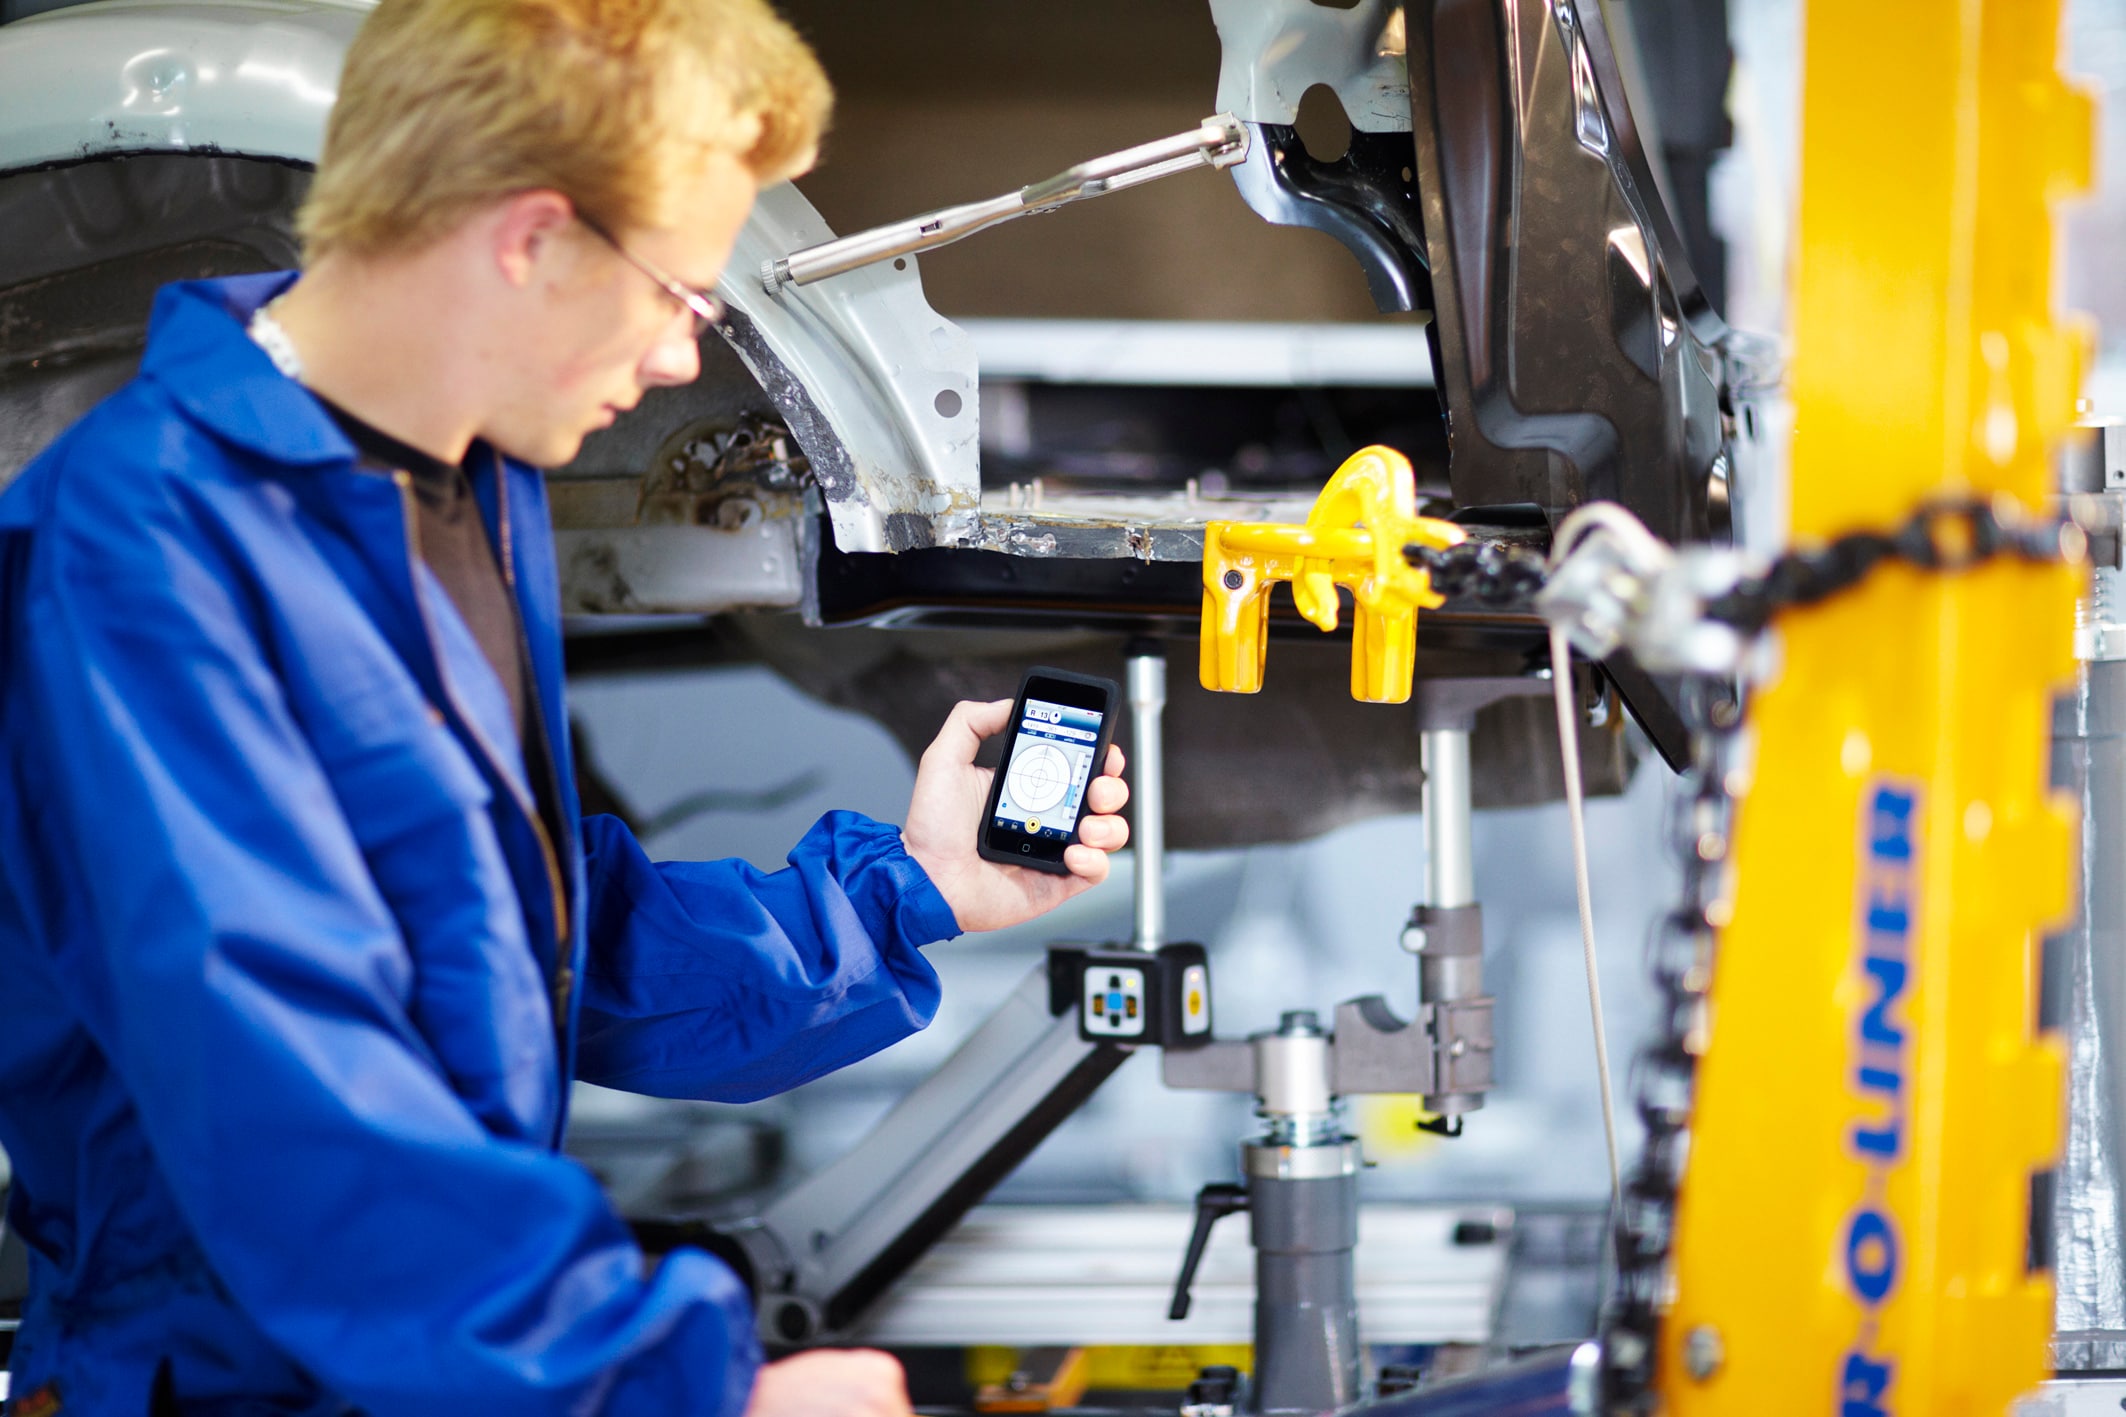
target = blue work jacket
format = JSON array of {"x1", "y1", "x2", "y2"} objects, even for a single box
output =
[{"x1": 0, "y1": 273, "x2": 958, "y2": 1415}]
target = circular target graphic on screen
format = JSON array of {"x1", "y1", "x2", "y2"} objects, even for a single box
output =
[{"x1": 1006, "y1": 742, "x2": 1073, "y2": 814}]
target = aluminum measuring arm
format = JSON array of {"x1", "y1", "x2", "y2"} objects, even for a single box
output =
[{"x1": 760, "y1": 115, "x2": 1248, "y2": 292}]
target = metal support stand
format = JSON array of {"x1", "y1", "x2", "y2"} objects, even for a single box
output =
[
  {"x1": 1245, "y1": 1016, "x2": 1361, "y2": 1415},
  {"x1": 1415, "y1": 724, "x2": 1485, "y2": 1118},
  {"x1": 1332, "y1": 678, "x2": 1542, "y2": 1115},
  {"x1": 1170, "y1": 1013, "x2": 1362, "y2": 1415},
  {"x1": 1162, "y1": 673, "x2": 1550, "y2": 1407},
  {"x1": 2053, "y1": 420, "x2": 2126, "y2": 1369},
  {"x1": 1420, "y1": 727, "x2": 1476, "y2": 912},
  {"x1": 1128, "y1": 641, "x2": 1167, "y2": 951}
]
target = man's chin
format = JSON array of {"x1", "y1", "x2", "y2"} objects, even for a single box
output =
[{"x1": 486, "y1": 427, "x2": 588, "y2": 471}]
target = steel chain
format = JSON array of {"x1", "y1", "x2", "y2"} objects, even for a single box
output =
[
  {"x1": 1402, "y1": 539, "x2": 1550, "y2": 607},
  {"x1": 1700, "y1": 500, "x2": 2071, "y2": 638},
  {"x1": 1604, "y1": 674, "x2": 1737, "y2": 1409},
  {"x1": 1405, "y1": 499, "x2": 2072, "y2": 622},
  {"x1": 1405, "y1": 499, "x2": 2074, "y2": 1410}
]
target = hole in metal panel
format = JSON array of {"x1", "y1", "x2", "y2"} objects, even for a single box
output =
[{"x1": 1295, "y1": 83, "x2": 1353, "y2": 163}]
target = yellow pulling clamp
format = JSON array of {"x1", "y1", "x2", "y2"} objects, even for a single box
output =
[{"x1": 1199, "y1": 445, "x2": 1466, "y2": 704}]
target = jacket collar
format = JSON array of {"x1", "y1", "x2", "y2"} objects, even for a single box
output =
[{"x1": 140, "y1": 273, "x2": 358, "y2": 470}]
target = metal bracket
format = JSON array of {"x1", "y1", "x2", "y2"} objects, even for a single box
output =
[
  {"x1": 1210, "y1": 0, "x2": 1413, "y2": 134},
  {"x1": 1431, "y1": 996, "x2": 1497, "y2": 1098},
  {"x1": 1406, "y1": 901, "x2": 1482, "y2": 958},
  {"x1": 1329, "y1": 994, "x2": 1437, "y2": 1097},
  {"x1": 1225, "y1": 125, "x2": 1431, "y2": 314},
  {"x1": 1163, "y1": 1038, "x2": 1255, "y2": 1093},
  {"x1": 1164, "y1": 989, "x2": 1495, "y2": 1105},
  {"x1": 717, "y1": 184, "x2": 981, "y2": 556},
  {"x1": 1207, "y1": 0, "x2": 1426, "y2": 311}
]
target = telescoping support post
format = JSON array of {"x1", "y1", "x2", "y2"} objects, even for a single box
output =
[
  {"x1": 1410, "y1": 679, "x2": 1508, "y2": 1124},
  {"x1": 1415, "y1": 722, "x2": 1480, "y2": 1122},
  {"x1": 1127, "y1": 640, "x2": 1167, "y2": 951}
]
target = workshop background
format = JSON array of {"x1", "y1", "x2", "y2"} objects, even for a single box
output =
[
  {"x1": 554, "y1": 0, "x2": 2126, "y2": 1224},
  {"x1": 2, "y1": 0, "x2": 2124, "y2": 1336}
]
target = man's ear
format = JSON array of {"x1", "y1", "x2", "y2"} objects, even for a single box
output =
[{"x1": 492, "y1": 189, "x2": 577, "y2": 289}]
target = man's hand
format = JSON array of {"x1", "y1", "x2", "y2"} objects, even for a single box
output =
[
  {"x1": 902, "y1": 698, "x2": 1130, "y2": 933},
  {"x1": 744, "y1": 1350, "x2": 912, "y2": 1417}
]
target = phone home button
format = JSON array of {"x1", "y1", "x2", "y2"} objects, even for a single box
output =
[{"x1": 1020, "y1": 843, "x2": 1032, "y2": 853}]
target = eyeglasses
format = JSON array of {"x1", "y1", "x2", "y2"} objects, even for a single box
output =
[{"x1": 578, "y1": 215, "x2": 726, "y2": 337}]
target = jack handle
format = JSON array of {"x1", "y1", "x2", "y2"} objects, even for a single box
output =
[{"x1": 1168, "y1": 1182, "x2": 1249, "y2": 1321}]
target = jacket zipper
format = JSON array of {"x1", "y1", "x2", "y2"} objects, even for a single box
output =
[{"x1": 388, "y1": 469, "x2": 574, "y2": 1075}]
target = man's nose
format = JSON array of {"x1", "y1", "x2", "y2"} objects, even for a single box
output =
[{"x1": 639, "y1": 309, "x2": 702, "y2": 388}]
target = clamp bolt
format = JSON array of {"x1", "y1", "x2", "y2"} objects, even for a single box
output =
[
  {"x1": 1400, "y1": 925, "x2": 1428, "y2": 954},
  {"x1": 1683, "y1": 1324, "x2": 1724, "y2": 1381},
  {"x1": 1222, "y1": 568, "x2": 1245, "y2": 590}
]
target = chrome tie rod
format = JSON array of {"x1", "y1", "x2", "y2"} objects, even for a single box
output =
[{"x1": 760, "y1": 113, "x2": 1248, "y2": 293}]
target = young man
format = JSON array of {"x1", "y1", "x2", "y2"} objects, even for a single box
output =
[{"x1": 0, "y1": 0, "x2": 1129, "y2": 1413}]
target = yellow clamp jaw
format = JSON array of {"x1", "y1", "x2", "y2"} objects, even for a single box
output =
[{"x1": 1199, "y1": 445, "x2": 1466, "y2": 704}]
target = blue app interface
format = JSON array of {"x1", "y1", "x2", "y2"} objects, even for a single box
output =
[{"x1": 994, "y1": 697, "x2": 1102, "y2": 843}]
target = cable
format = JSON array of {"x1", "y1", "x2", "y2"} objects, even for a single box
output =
[{"x1": 1550, "y1": 624, "x2": 1623, "y2": 1211}]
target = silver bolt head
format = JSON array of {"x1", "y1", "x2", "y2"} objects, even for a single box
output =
[
  {"x1": 1683, "y1": 1324, "x2": 1724, "y2": 1381},
  {"x1": 1607, "y1": 1331, "x2": 1648, "y2": 1370},
  {"x1": 1400, "y1": 926, "x2": 1429, "y2": 954}
]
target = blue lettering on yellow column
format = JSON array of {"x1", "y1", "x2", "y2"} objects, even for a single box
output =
[
  {"x1": 1841, "y1": 1352, "x2": 1894, "y2": 1417},
  {"x1": 1840, "y1": 782, "x2": 1918, "y2": 1414}
]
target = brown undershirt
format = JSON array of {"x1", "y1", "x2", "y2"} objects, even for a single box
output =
[
  {"x1": 320, "y1": 400, "x2": 570, "y2": 886},
  {"x1": 317, "y1": 399, "x2": 576, "y2": 1026},
  {"x1": 320, "y1": 398, "x2": 530, "y2": 743}
]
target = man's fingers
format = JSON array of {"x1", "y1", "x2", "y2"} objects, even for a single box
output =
[
  {"x1": 1104, "y1": 743, "x2": 1126, "y2": 778},
  {"x1": 925, "y1": 699, "x2": 1013, "y2": 764},
  {"x1": 1063, "y1": 843, "x2": 1112, "y2": 884},
  {"x1": 964, "y1": 697, "x2": 1014, "y2": 737},
  {"x1": 850, "y1": 1350, "x2": 911, "y2": 1414},
  {"x1": 845, "y1": 1350, "x2": 911, "y2": 1417},
  {"x1": 1077, "y1": 813, "x2": 1130, "y2": 851},
  {"x1": 747, "y1": 1348, "x2": 912, "y2": 1417},
  {"x1": 1083, "y1": 774, "x2": 1129, "y2": 817}
]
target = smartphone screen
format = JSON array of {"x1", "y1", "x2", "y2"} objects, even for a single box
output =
[{"x1": 982, "y1": 671, "x2": 1115, "y2": 872}]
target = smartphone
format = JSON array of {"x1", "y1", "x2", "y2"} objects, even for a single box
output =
[{"x1": 978, "y1": 667, "x2": 1121, "y2": 876}]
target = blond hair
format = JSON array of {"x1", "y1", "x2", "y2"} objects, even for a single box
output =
[{"x1": 298, "y1": 0, "x2": 830, "y2": 260}]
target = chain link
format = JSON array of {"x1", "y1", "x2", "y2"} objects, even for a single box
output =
[
  {"x1": 1408, "y1": 499, "x2": 2074, "y2": 625},
  {"x1": 1405, "y1": 498, "x2": 2074, "y2": 1409},
  {"x1": 1605, "y1": 675, "x2": 1738, "y2": 1409},
  {"x1": 1702, "y1": 499, "x2": 2073, "y2": 638},
  {"x1": 1402, "y1": 539, "x2": 1549, "y2": 607}
]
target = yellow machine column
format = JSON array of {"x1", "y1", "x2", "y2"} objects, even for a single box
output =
[{"x1": 1658, "y1": 2, "x2": 2091, "y2": 1414}]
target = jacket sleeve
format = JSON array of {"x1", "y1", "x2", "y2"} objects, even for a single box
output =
[
  {"x1": 19, "y1": 469, "x2": 757, "y2": 1417},
  {"x1": 573, "y1": 810, "x2": 959, "y2": 1101}
]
